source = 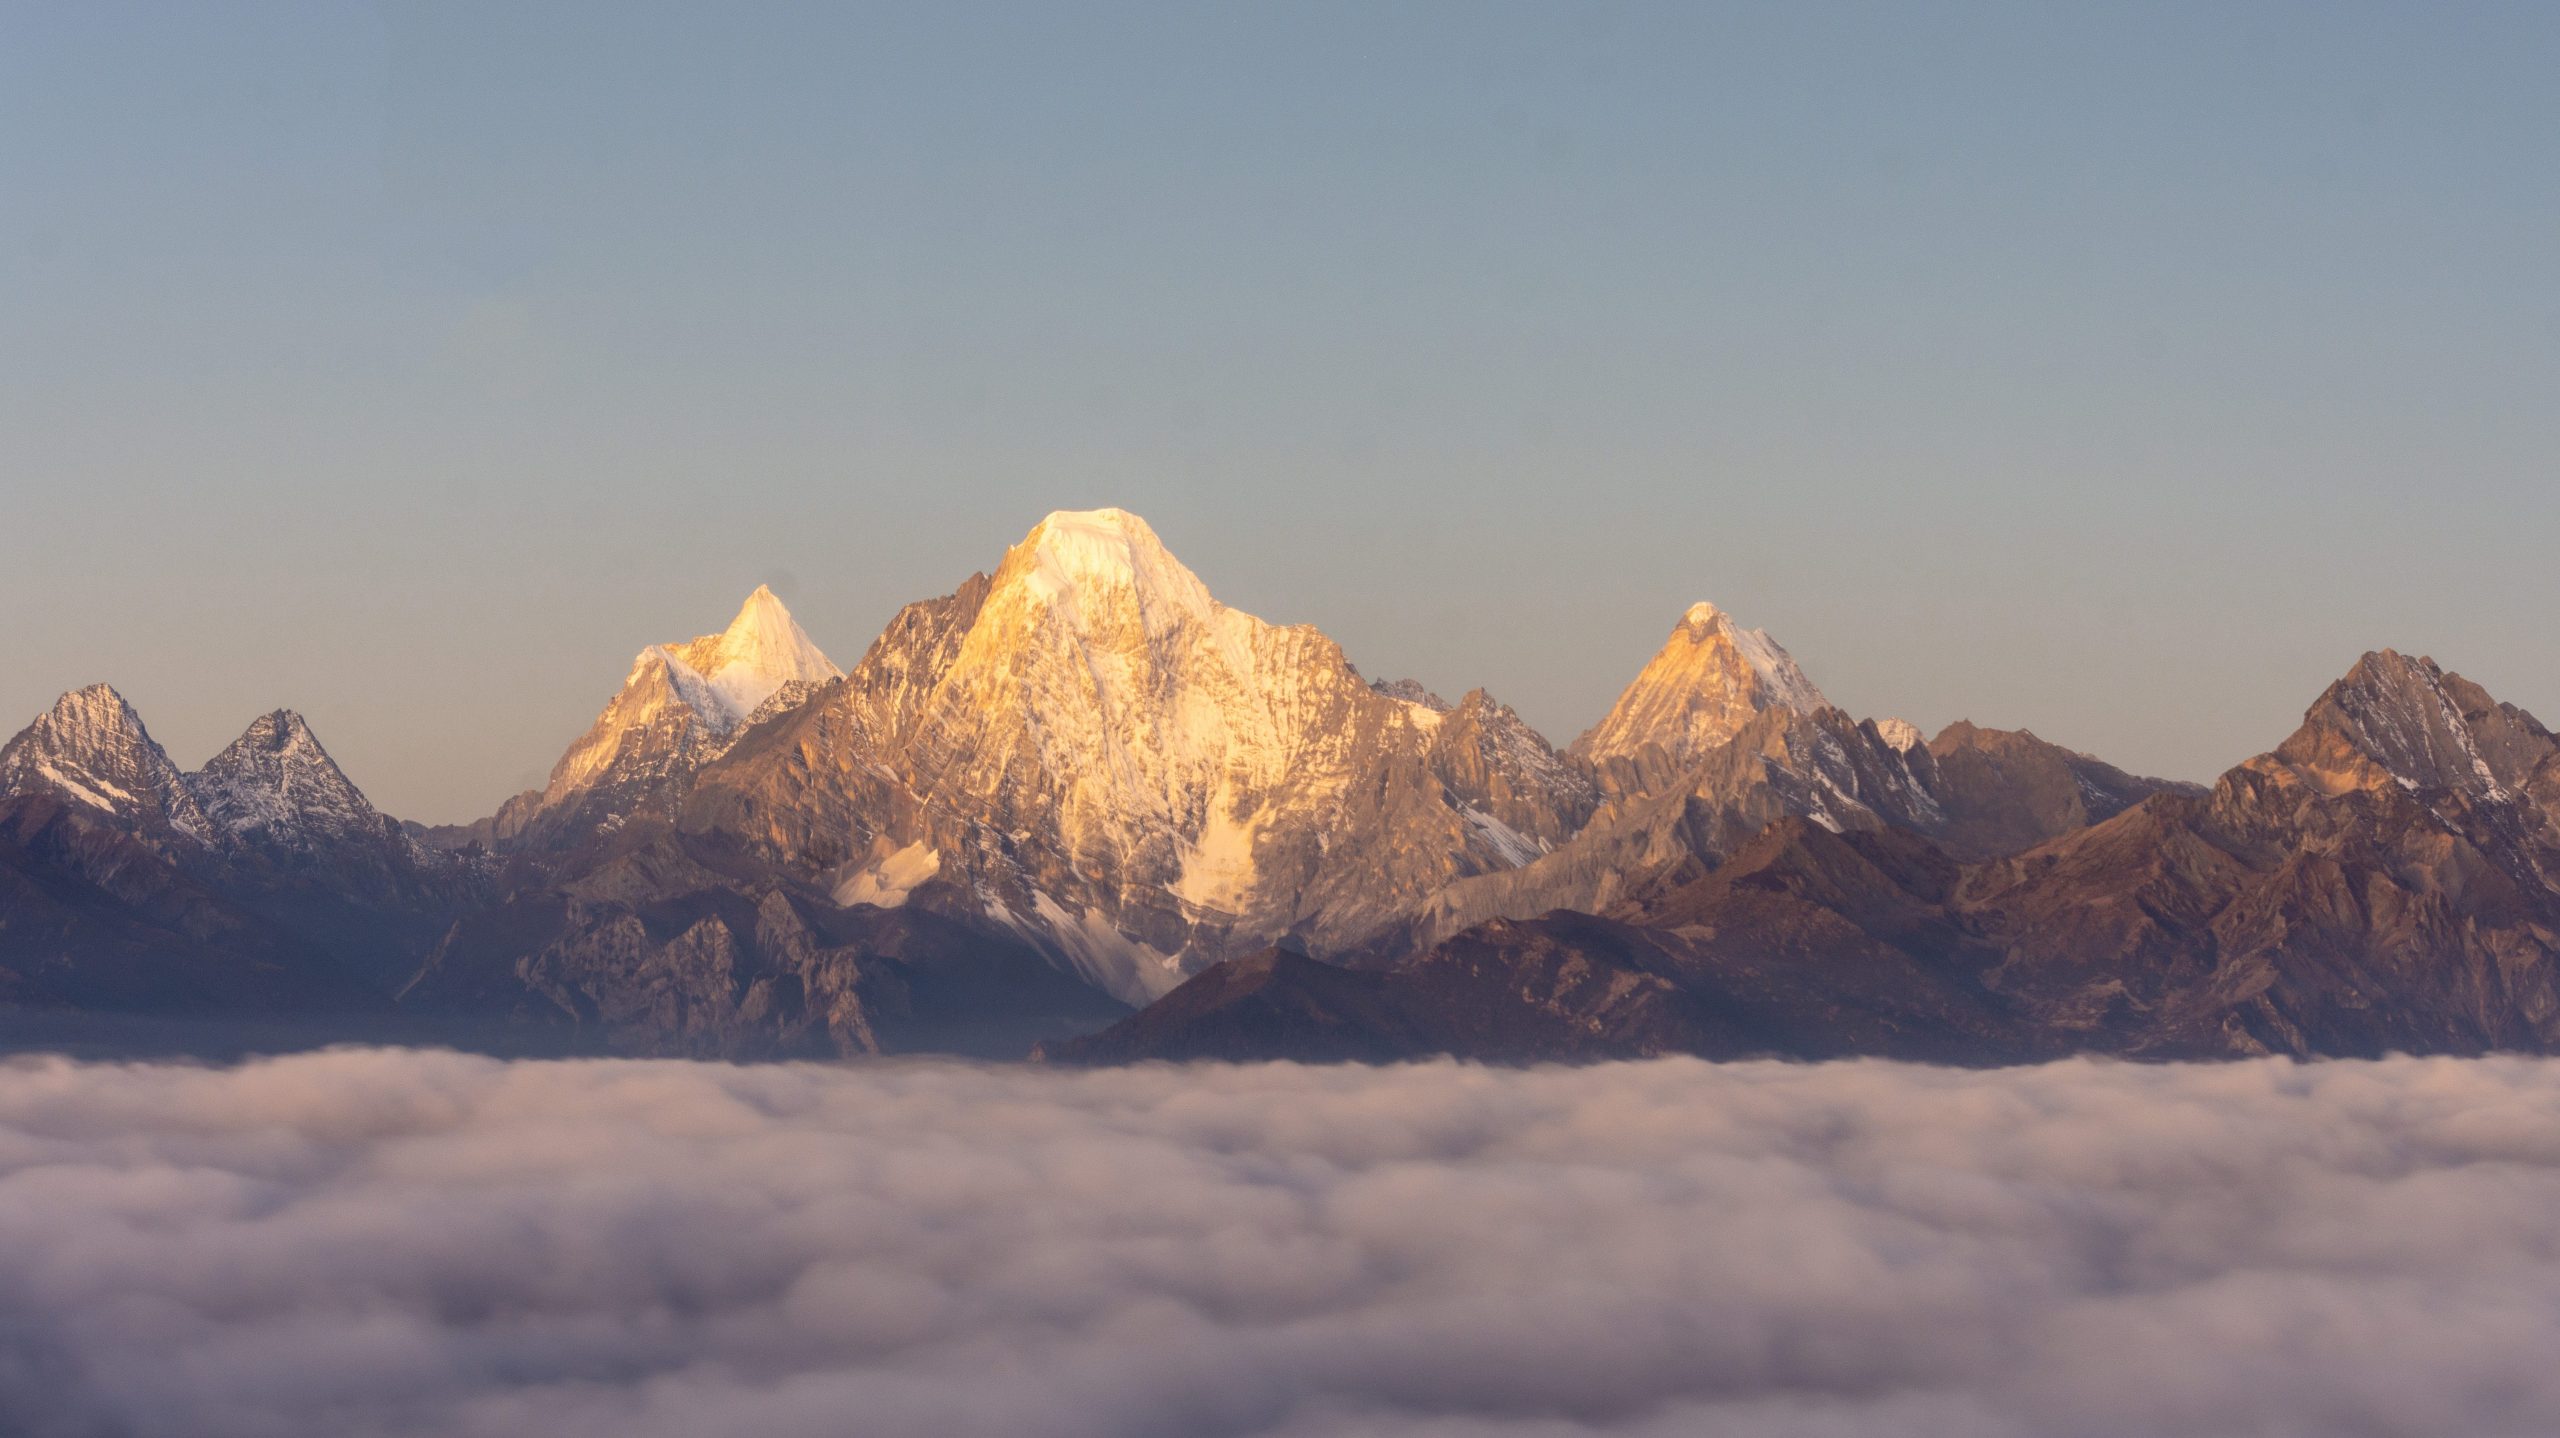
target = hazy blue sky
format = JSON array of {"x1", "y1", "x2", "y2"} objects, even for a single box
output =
[{"x1": 5, "y1": 2, "x2": 2555, "y2": 821}]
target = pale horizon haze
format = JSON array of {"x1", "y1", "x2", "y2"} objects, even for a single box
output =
[{"x1": 5, "y1": 2, "x2": 2556, "y2": 822}]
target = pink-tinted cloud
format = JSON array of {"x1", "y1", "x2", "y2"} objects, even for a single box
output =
[{"x1": 1, "y1": 1051, "x2": 2556, "y2": 1437}]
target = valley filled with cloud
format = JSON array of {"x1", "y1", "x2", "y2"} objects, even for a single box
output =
[{"x1": 2, "y1": 1050, "x2": 2556, "y2": 1438}]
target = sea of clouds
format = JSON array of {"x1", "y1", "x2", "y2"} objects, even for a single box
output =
[{"x1": 2, "y1": 1050, "x2": 2557, "y2": 1437}]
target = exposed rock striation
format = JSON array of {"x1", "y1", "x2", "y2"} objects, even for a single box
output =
[
  {"x1": 0, "y1": 689, "x2": 485, "y2": 1010},
  {"x1": 1923, "y1": 719, "x2": 2203, "y2": 862},
  {"x1": 679, "y1": 509, "x2": 1598, "y2": 1001},
  {"x1": 505, "y1": 585, "x2": 841, "y2": 853},
  {"x1": 1076, "y1": 650, "x2": 2560, "y2": 1064},
  {"x1": 1572, "y1": 602, "x2": 1827, "y2": 771},
  {"x1": 0, "y1": 685, "x2": 213, "y2": 845},
  {"x1": 397, "y1": 828, "x2": 1127, "y2": 1058}
]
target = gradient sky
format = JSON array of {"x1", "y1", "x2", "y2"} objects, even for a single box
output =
[{"x1": 5, "y1": 2, "x2": 2556, "y2": 822}]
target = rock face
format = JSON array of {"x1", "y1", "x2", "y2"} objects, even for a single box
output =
[
  {"x1": 0, "y1": 689, "x2": 491, "y2": 1011},
  {"x1": 188, "y1": 710, "x2": 493, "y2": 987},
  {"x1": 1923, "y1": 720, "x2": 2203, "y2": 862},
  {"x1": 1955, "y1": 649, "x2": 2560, "y2": 1056},
  {"x1": 0, "y1": 685, "x2": 213, "y2": 845},
  {"x1": 1051, "y1": 823, "x2": 2035, "y2": 1067},
  {"x1": 1076, "y1": 650, "x2": 2560, "y2": 1065},
  {"x1": 190, "y1": 710, "x2": 402, "y2": 854},
  {"x1": 1377, "y1": 601, "x2": 2196, "y2": 952},
  {"x1": 507, "y1": 586, "x2": 841, "y2": 853},
  {"x1": 1394, "y1": 702, "x2": 1943, "y2": 950},
  {"x1": 461, "y1": 547, "x2": 2184, "y2": 1034},
  {"x1": 399, "y1": 843, "x2": 1128, "y2": 1060},
  {"x1": 1572, "y1": 602, "x2": 1827, "y2": 771},
  {"x1": 0, "y1": 790, "x2": 366, "y2": 1015},
  {"x1": 680, "y1": 509, "x2": 1597, "y2": 1001},
  {"x1": 27, "y1": 512, "x2": 2533, "y2": 1071}
]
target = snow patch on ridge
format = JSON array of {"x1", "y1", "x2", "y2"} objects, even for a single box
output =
[
  {"x1": 34, "y1": 761, "x2": 122, "y2": 814},
  {"x1": 1174, "y1": 792, "x2": 1265, "y2": 914},
  {"x1": 1024, "y1": 892, "x2": 1186, "y2": 1003},
  {"x1": 1461, "y1": 805, "x2": 1547, "y2": 867},
  {"x1": 833, "y1": 842, "x2": 942, "y2": 909},
  {"x1": 1728, "y1": 623, "x2": 1827, "y2": 715},
  {"x1": 1873, "y1": 718, "x2": 1925, "y2": 754}
]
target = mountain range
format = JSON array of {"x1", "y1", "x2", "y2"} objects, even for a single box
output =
[{"x1": 5, "y1": 507, "x2": 2554, "y2": 1064}]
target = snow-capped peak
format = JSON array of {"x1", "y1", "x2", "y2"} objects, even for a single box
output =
[
  {"x1": 1571, "y1": 600, "x2": 1832, "y2": 767},
  {"x1": 0, "y1": 683, "x2": 212, "y2": 839},
  {"x1": 677, "y1": 585, "x2": 843, "y2": 723},
  {"x1": 1673, "y1": 600, "x2": 1826, "y2": 715},
  {"x1": 531, "y1": 586, "x2": 844, "y2": 828},
  {"x1": 187, "y1": 709, "x2": 386, "y2": 846},
  {"x1": 674, "y1": 503, "x2": 1602, "y2": 1004},
  {"x1": 1011, "y1": 508, "x2": 1227, "y2": 638},
  {"x1": 225, "y1": 709, "x2": 326, "y2": 760},
  {"x1": 1873, "y1": 717, "x2": 1926, "y2": 754}
]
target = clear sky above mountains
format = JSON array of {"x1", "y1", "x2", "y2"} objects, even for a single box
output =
[{"x1": 5, "y1": 2, "x2": 2555, "y2": 822}]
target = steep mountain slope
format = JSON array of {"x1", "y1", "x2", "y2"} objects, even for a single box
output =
[
  {"x1": 1957, "y1": 649, "x2": 2560, "y2": 1056},
  {"x1": 505, "y1": 586, "x2": 841, "y2": 853},
  {"x1": 190, "y1": 710, "x2": 407, "y2": 853},
  {"x1": 1383, "y1": 605, "x2": 2194, "y2": 951},
  {"x1": 1080, "y1": 649, "x2": 2560, "y2": 1064},
  {"x1": 397, "y1": 824, "x2": 1127, "y2": 1058},
  {"x1": 0, "y1": 790, "x2": 376, "y2": 1015},
  {"x1": 185, "y1": 710, "x2": 491, "y2": 986},
  {"x1": 1923, "y1": 720, "x2": 2203, "y2": 861},
  {"x1": 1050, "y1": 823, "x2": 2036, "y2": 1067},
  {"x1": 1398, "y1": 687, "x2": 1943, "y2": 951},
  {"x1": 441, "y1": 537, "x2": 2177, "y2": 1037},
  {"x1": 1572, "y1": 602, "x2": 1827, "y2": 771},
  {"x1": 679, "y1": 509, "x2": 1597, "y2": 1000},
  {"x1": 0, "y1": 690, "x2": 489, "y2": 1010},
  {"x1": 0, "y1": 685, "x2": 213, "y2": 844}
]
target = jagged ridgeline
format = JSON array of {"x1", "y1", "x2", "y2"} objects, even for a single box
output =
[{"x1": 6, "y1": 508, "x2": 2559, "y2": 1063}]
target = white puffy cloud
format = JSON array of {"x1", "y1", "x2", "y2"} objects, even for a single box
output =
[{"x1": 2, "y1": 1050, "x2": 2558, "y2": 1437}]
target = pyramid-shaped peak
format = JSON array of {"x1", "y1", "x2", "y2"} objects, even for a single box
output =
[
  {"x1": 2339, "y1": 648, "x2": 2438, "y2": 687},
  {"x1": 1672, "y1": 599, "x2": 1775, "y2": 646},
  {"x1": 192, "y1": 707, "x2": 380, "y2": 841},
  {"x1": 1667, "y1": 601, "x2": 1824, "y2": 709},
  {"x1": 2285, "y1": 646, "x2": 2553, "y2": 802},
  {"x1": 731, "y1": 583, "x2": 791, "y2": 622},
  {"x1": 1572, "y1": 601, "x2": 1830, "y2": 767},
  {"x1": 21, "y1": 683, "x2": 159, "y2": 752},
  {"x1": 201, "y1": 710, "x2": 335, "y2": 781},
  {"x1": 48, "y1": 682, "x2": 145, "y2": 728},
  {"x1": 719, "y1": 583, "x2": 808, "y2": 641},
  {"x1": 2321, "y1": 649, "x2": 2457, "y2": 715},
  {"x1": 687, "y1": 585, "x2": 841, "y2": 719},
  {"x1": 1, "y1": 683, "x2": 210, "y2": 837},
  {"x1": 233, "y1": 709, "x2": 320, "y2": 749}
]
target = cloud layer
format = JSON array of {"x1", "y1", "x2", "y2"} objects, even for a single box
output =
[{"x1": 3, "y1": 1050, "x2": 2559, "y2": 1437}]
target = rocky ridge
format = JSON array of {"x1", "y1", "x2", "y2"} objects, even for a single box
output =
[
  {"x1": 0, "y1": 685, "x2": 214, "y2": 844},
  {"x1": 677, "y1": 509, "x2": 1598, "y2": 1001},
  {"x1": 501, "y1": 585, "x2": 841, "y2": 854},
  {"x1": 13, "y1": 506, "x2": 2547, "y2": 1071},
  {"x1": 1065, "y1": 648, "x2": 2560, "y2": 1064},
  {"x1": 0, "y1": 688, "x2": 489, "y2": 1008}
]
